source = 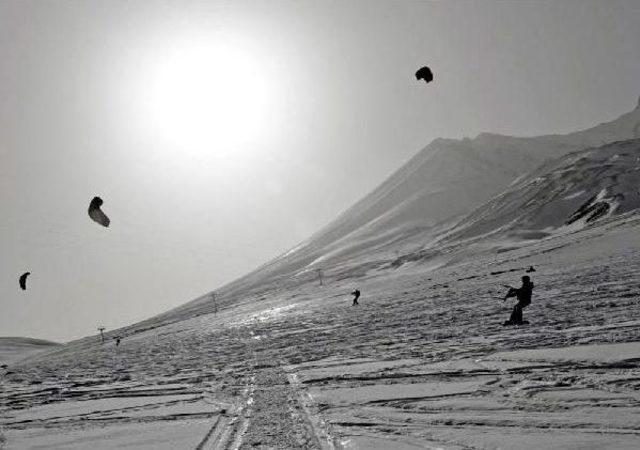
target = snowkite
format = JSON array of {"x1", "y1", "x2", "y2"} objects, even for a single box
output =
[
  {"x1": 19, "y1": 272, "x2": 30, "y2": 290},
  {"x1": 415, "y1": 66, "x2": 433, "y2": 84},
  {"x1": 88, "y1": 196, "x2": 110, "y2": 227}
]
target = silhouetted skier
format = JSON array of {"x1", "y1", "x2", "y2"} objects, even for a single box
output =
[
  {"x1": 503, "y1": 276, "x2": 533, "y2": 325},
  {"x1": 351, "y1": 289, "x2": 361, "y2": 306}
]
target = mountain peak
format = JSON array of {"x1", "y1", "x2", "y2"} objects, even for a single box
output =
[{"x1": 200, "y1": 98, "x2": 640, "y2": 300}]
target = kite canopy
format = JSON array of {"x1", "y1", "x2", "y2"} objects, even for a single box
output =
[
  {"x1": 19, "y1": 272, "x2": 30, "y2": 290},
  {"x1": 415, "y1": 66, "x2": 433, "y2": 83},
  {"x1": 88, "y1": 196, "x2": 111, "y2": 227}
]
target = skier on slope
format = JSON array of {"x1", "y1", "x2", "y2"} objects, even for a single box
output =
[
  {"x1": 351, "y1": 289, "x2": 361, "y2": 306},
  {"x1": 503, "y1": 276, "x2": 534, "y2": 325}
]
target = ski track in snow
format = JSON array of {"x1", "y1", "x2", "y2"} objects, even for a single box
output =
[{"x1": 2, "y1": 218, "x2": 640, "y2": 448}]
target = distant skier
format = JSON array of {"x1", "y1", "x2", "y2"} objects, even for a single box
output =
[
  {"x1": 526, "y1": 266, "x2": 536, "y2": 273},
  {"x1": 503, "y1": 276, "x2": 534, "y2": 325},
  {"x1": 351, "y1": 289, "x2": 361, "y2": 306},
  {"x1": 115, "y1": 337, "x2": 121, "y2": 346}
]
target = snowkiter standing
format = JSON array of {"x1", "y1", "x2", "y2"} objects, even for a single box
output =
[
  {"x1": 351, "y1": 289, "x2": 361, "y2": 306},
  {"x1": 503, "y1": 276, "x2": 533, "y2": 325}
]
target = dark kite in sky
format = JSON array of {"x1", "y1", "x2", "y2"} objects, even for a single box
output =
[
  {"x1": 415, "y1": 66, "x2": 433, "y2": 84},
  {"x1": 19, "y1": 272, "x2": 30, "y2": 290},
  {"x1": 88, "y1": 196, "x2": 110, "y2": 228}
]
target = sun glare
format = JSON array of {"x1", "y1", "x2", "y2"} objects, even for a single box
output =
[{"x1": 137, "y1": 39, "x2": 274, "y2": 155}]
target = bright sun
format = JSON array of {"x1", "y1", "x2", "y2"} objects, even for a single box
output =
[{"x1": 138, "y1": 39, "x2": 273, "y2": 153}]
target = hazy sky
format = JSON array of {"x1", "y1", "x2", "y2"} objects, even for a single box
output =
[{"x1": 1, "y1": 0, "x2": 639, "y2": 342}]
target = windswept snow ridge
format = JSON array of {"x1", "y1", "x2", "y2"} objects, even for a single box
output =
[
  {"x1": 444, "y1": 139, "x2": 640, "y2": 243},
  {"x1": 213, "y1": 97, "x2": 640, "y2": 295}
]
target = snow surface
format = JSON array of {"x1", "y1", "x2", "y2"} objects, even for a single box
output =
[
  {"x1": 0, "y1": 338, "x2": 59, "y2": 367},
  {"x1": 3, "y1": 213, "x2": 640, "y2": 449}
]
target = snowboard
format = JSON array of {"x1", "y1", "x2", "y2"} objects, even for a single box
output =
[{"x1": 502, "y1": 320, "x2": 530, "y2": 326}]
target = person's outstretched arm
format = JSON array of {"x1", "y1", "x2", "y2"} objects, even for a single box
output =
[{"x1": 504, "y1": 288, "x2": 517, "y2": 300}]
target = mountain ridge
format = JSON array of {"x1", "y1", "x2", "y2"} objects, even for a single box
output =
[
  {"x1": 441, "y1": 138, "x2": 640, "y2": 244},
  {"x1": 128, "y1": 98, "x2": 640, "y2": 329},
  {"x1": 214, "y1": 98, "x2": 640, "y2": 294}
]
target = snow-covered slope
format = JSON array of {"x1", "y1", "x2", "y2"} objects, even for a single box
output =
[
  {"x1": 443, "y1": 138, "x2": 640, "y2": 243},
  {"x1": 314, "y1": 96, "x2": 640, "y2": 247},
  {"x1": 0, "y1": 337, "x2": 59, "y2": 366},
  {"x1": 131, "y1": 98, "x2": 640, "y2": 328},
  {"x1": 215, "y1": 97, "x2": 640, "y2": 297}
]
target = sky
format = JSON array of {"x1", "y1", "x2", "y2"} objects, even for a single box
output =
[{"x1": 1, "y1": 0, "x2": 639, "y2": 342}]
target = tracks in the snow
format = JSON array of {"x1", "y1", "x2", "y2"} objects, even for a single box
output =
[
  {"x1": 195, "y1": 415, "x2": 232, "y2": 450},
  {"x1": 196, "y1": 329, "x2": 336, "y2": 449},
  {"x1": 195, "y1": 376, "x2": 255, "y2": 449},
  {"x1": 284, "y1": 368, "x2": 337, "y2": 450},
  {"x1": 196, "y1": 370, "x2": 335, "y2": 449},
  {"x1": 234, "y1": 366, "x2": 326, "y2": 449}
]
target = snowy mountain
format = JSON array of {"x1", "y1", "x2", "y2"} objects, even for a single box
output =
[
  {"x1": 215, "y1": 97, "x2": 640, "y2": 296},
  {"x1": 7, "y1": 102, "x2": 640, "y2": 450},
  {"x1": 441, "y1": 138, "x2": 640, "y2": 243},
  {"x1": 8, "y1": 131, "x2": 640, "y2": 449},
  {"x1": 0, "y1": 337, "x2": 59, "y2": 366},
  {"x1": 311, "y1": 96, "x2": 640, "y2": 248},
  {"x1": 132, "y1": 97, "x2": 640, "y2": 330}
]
